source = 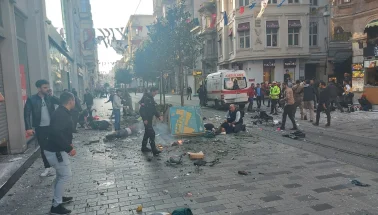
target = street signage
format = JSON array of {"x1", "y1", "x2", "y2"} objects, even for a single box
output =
[{"x1": 169, "y1": 106, "x2": 205, "y2": 136}]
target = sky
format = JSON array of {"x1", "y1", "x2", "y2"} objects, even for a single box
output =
[{"x1": 45, "y1": 0, "x2": 153, "y2": 74}]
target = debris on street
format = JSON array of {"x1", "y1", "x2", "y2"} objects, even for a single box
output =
[
  {"x1": 188, "y1": 151, "x2": 204, "y2": 160},
  {"x1": 238, "y1": 170, "x2": 249, "y2": 175},
  {"x1": 351, "y1": 179, "x2": 370, "y2": 187}
]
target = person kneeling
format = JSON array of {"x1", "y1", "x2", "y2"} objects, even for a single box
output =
[{"x1": 221, "y1": 104, "x2": 245, "y2": 134}]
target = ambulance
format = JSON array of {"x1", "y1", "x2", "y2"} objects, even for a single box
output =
[{"x1": 204, "y1": 70, "x2": 249, "y2": 109}]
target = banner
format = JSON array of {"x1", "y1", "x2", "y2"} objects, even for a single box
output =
[{"x1": 169, "y1": 106, "x2": 205, "y2": 136}]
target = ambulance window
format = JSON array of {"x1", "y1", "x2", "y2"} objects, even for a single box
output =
[{"x1": 224, "y1": 77, "x2": 247, "y2": 90}]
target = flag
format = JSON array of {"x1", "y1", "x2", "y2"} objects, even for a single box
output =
[
  {"x1": 277, "y1": 0, "x2": 285, "y2": 7},
  {"x1": 249, "y1": 2, "x2": 256, "y2": 9},
  {"x1": 223, "y1": 11, "x2": 228, "y2": 25},
  {"x1": 257, "y1": 0, "x2": 268, "y2": 19},
  {"x1": 240, "y1": 6, "x2": 245, "y2": 14},
  {"x1": 97, "y1": 29, "x2": 108, "y2": 47}
]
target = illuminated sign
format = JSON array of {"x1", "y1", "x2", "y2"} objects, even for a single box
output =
[{"x1": 192, "y1": 70, "x2": 202, "y2": 76}]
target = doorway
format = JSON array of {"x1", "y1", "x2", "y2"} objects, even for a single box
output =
[{"x1": 263, "y1": 67, "x2": 275, "y2": 83}]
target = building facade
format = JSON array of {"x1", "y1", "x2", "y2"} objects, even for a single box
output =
[
  {"x1": 330, "y1": 0, "x2": 378, "y2": 97},
  {"x1": 216, "y1": 0, "x2": 329, "y2": 84},
  {"x1": 0, "y1": 0, "x2": 51, "y2": 153}
]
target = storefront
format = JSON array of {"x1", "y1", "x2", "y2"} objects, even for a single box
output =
[
  {"x1": 263, "y1": 59, "x2": 275, "y2": 83},
  {"x1": 284, "y1": 58, "x2": 297, "y2": 81},
  {"x1": 49, "y1": 43, "x2": 71, "y2": 97}
]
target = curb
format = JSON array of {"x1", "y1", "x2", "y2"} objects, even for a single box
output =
[{"x1": 0, "y1": 138, "x2": 40, "y2": 200}]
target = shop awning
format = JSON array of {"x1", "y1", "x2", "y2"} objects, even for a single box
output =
[
  {"x1": 333, "y1": 51, "x2": 352, "y2": 63},
  {"x1": 237, "y1": 22, "x2": 250, "y2": 32},
  {"x1": 288, "y1": 20, "x2": 301, "y2": 28},
  {"x1": 266, "y1": 21, "x2": 279, "y2": 28},
  {"x1": 366, "y1": 19, "x2": 378, "y2": 29}
]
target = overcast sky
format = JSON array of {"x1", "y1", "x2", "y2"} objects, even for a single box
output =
[{"x1": 45, "y1": 0, "x2": 153, "y2": 73}]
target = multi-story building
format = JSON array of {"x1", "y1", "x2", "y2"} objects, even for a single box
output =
[
  {"x1": 329, "y1": 0, "x2": 378, "y2": 103},
  {"x1": 216, "y1": 0, "x2": 329, "y2": 84}
]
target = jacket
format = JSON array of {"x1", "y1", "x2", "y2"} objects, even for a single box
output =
[
  {"x1": 318, "y1": 87, "x2": 330, "y2": 105},
  {"x1": 139, "y1": 93, "x2": 160, "y2": 120},
  {"x1": 327, "y1": 83, "x2": 339, "y2": 99},
  {"x1": 24, "y1": 94, "x2": 60, "y2": 130},
  {"x1": 284, "y1": 88, "x2": 295, "y2": 105},
  {"x1": 72, "y1": 97, "x2": 82, "y2": 113},
  {"x1": 270, "y1": 86, "x2": 280, "y2": 100},
  {"x1": 83, "y1": 93, "x2": 94, "y2": 105},
  {"x1": 113, "y1": 94, "x2": 123, "y2": 109},
  {"x1": 45, "y1": 106, "x2": 73, "y2": 153},
  {"x1": 247, "y1": 87, "x2": 255, "y2": 98},
  {"x1": 303, "y1": 85, "x2": 316, "y2": 102},
  {"x1": 292, "y1": 84, "x2": 304, "y2": 102}
]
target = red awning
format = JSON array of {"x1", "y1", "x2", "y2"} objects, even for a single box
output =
[
  {"x1": 237, "y1": 22, "x2": 250, "y2": 32},
  {"x1": 288, "y1": 20, "x2": 301, "y2": 28},
  {"x1": 266, "y1": 21, "x2": 279, "y2": 28}
]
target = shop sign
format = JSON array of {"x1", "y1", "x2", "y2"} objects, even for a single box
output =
[
  {"x1": 263, "y1": 59, "x2": 275, "y2": 67},
  {"x1": 248, "y1": 78, "x2": 255, "y2": 82},
  {"x1": 192, "y1": 70, "x2": 202, "y2": 76},
  {"x1": 284, "y1": 58, "x2": 296, "y2": 68},
  {"x1": 225, "y1": 73, "x2": 244, "y2": 78},
  {"x1": 364, "y1": 60, "x2": 376, "y2": 68}
]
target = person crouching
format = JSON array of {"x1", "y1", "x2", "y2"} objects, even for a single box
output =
[{"x1": 221, "y1": 104, "x2": 245, "y2": 134}]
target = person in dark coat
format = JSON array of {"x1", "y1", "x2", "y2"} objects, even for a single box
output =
[
  {"x1": 302, "y1": 80, "x2": 316, "y2": 122},
  {"x1": 71, "y1": 91, "x2": 82, "y2": 133},
  {"x1": 313, "y1": 81, "x2": 331, "y2": 127},
  {"x1": 327, "y1": 80, "x2": 343, "y2": 112},
  {"x1": 83, "y1": 89, "x2": 94, "y2": 116},
  {"x1": 187, "y1": 86, "x2": 192, "y2": 100},
  {"x1": 139, "y1": 87, "x2": 163, "y2": 156},
  {"x1": 197, "y1": 85, "x2": 205, "y2": 106}
]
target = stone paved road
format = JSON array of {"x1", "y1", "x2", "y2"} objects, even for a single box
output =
[{"x1": 1, "y1": 97, "x2": 378, "y2": 215}]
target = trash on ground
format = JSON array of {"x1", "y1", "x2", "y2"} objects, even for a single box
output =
[
  {"x1": 238, "y1": 171, "x2": 248, "y2": 175},
  {"x1": 351, "y1": 179, "x2": 370, "y2": 187},
  {"x1": 185, "y1": 192, "x2": 193, "y2": 197},
  {"x1": 162, "y1": 190, "x2": 169, "y2": 194},
  {"x1": 166, "y1": 154, "x2": 184, "y2": 165},
  {"x1": 136, "y1": 205, "x2": 143, "y2": 212},
  {"x1": 172, "y1": 140, "x2": 183, "y2": 146},
  {"x1": 172, "y1": 208, "x2": 193, "y2": 215},
  {"x1": 188, "y1": 151, "x2": 204, "y2": 160},
  {"x1": 193, "y1": 160, "x2": 207, "y2": 166},
  {"x1": 8, "y1": 157, "x2": 22, "y2": 162},
  {"x1": 157, "y1": 144, "x2": 163, "y2": 150}
]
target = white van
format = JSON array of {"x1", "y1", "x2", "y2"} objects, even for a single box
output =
[{"x1": 204, "y1": 70, "x2": 249, "y2": 109}]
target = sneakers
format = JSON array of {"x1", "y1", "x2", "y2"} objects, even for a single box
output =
[
  {"x1": 40, "y1": 168, "x2": 54, "y2": 177},
  {"x1": 50, "y1": 204, "x2": 71, "y2": 215}
]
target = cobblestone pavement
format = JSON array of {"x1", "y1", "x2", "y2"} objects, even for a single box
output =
[{"x1": 1, "y1": 97, "x2": 378, "y2": 215}]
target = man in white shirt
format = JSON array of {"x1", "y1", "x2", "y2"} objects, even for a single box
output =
[{"x1": 112, "y1": 89, "x2": 123, "y2": 131}]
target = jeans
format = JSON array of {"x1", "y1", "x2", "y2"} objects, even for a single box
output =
[
  {"x1": 187, "y1": 93, "x2": 191, "y2": 100},
  {"x1": 281, "y1": 105, "x2": 297, "y2": 129},
  {"x1": 270, "y1": 99, "x2": 278, "y2": 114},
  {"x1": 86, "y1": 104, "x2": 93, "y2": 117},
  {"x1": 44, "y1": 150, "x2": 72, "y2": 207},
  {"x1": 256, "y1": 96, "x2": 262, "y2": 108},
  {"x1": 142, "y1": 118, "x2": 157, "y2": 151},
  {"x1": 293, "y1": 100, "x2": 304, "y2": 118},
  {"x1": 316, "y1": 103, "x2": 331, "y2": 125},
  {"x1": 247, "y1": 97, "x2": 254, "y2": 111},
  {"x1": 35, "y1": 126, "x2": 50, "y2": 168},
  {"x1": 261, "y1": 95, "x2": 265, "y2": 105},
  {"x1": 303, "y1": 101, "x2": 314, "y2": 121},
  {"x1": 330, "y1": 97, "x2": 343, "y2": 112},
  {"x1": 114, "y1": 109, "x2": 121, "y2": 131}
]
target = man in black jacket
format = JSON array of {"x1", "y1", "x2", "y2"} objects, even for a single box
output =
[
  {"x1": 83, "y1": 88, "x2": 94, "y2": 116},
  {"x1": 44, "y1": 92, "x2": 76, "y2": 215},
  {"x1": 313, "y1": 81, "x2": 331, "y2": 127},
  {"x1": 139, "y1": 87, "x2": 163, "y2": 156},
  {"x1": 302, "y1": 80, "x2": 316, "y2": 122},
  {"x1": 24, "y1": 80, "x2": 60, "y2": 177},
  {"x1": 327, "y1": 80, "x2": 344, "y2": 112}
]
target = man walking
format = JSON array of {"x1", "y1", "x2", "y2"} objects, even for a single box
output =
[
  {"x1": 280, "y1": 83, "x2": 298, "y2": 130},
  {"x1": 292, "y1": 80, "x2": 304, "y2": 119},
  {"x1": 139, "y1": 87, "x2": 163, "y2": 156},
  {"x1": 327, "y1": 80, "x2": 343, "y2": 112},
  {"x1": 113, "y1": 89, "x2": 123, "y2": 131},
  {"x1": 313, "y1": 81, "x2": 331, "y2": 127},
  {"x1": 71, "y1": 91, "x2": 82, "y2": 133},
  {"x1": 197, "y1": 85, "x2": 204, "y2": 106},
  {"x1": 303, "y1": 80, "x2": 316, "y2": 122},
  {"x1": 105, "y1": 90, "x2": 115, "y2": 118},
  {"x1": 255, "y1": 83, "x2": 262, "y2": 109},
  {"x1": 186, "y1": 86, "x2": 192, "y2": 100},
  {"x1": 83, "y1": 89, "x2": 94, "y2": 116},
  {"x1": 44, "y1": 92, "x2": 76, "y2": 215},
  {"x1": 269, "y1": 81, "x2": 280, "y2": 115},
  {"x1": 247, "y1": 83, "x2": 255, "y2": 111},
  {"x1": 24, "y1": 80, "x2": 60, "y2": 177}
]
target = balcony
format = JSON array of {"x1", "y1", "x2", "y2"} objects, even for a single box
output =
[{"x1": 198, "y1": 1, "x2": 216, "y2": 13}]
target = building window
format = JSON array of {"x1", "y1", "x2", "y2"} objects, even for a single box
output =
[
  {"x1": 288, "y1": 28, "x2": 299, "y2": 46},
  {"x1": 268, "y1": 0, "x2": 277, "y2": 4},
  {"x1": 80, "y1": 0, "x2": 88, "y2": 12},
  {"x1": 309, "y1": 22, "x2": 318, "y2": 46},
  {"x1": 218, "y1": 34, "x2": 223, "y2": 56},
  {"x1": 266, "y1": 21, "x2": 279, "y2": 47},
  {"x1": 288, "y1": 20, "x2": 301, "y2": 46},
  {"x1": 288, "y1": 0, "x2": 299, "y2": 3},
  {"x1": 239, "y1": 30, "x2": 250, "y2": 49},
  {"x1": 310, "y1": 0, "x2": 318, "y2": 6},
  {"x1": 239, "y1": 0, "x2": 249, "y2": 7}
]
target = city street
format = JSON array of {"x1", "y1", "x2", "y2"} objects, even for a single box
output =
[{"x1": 1, "y1": 96, "x2": 378, "y2": 215}]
